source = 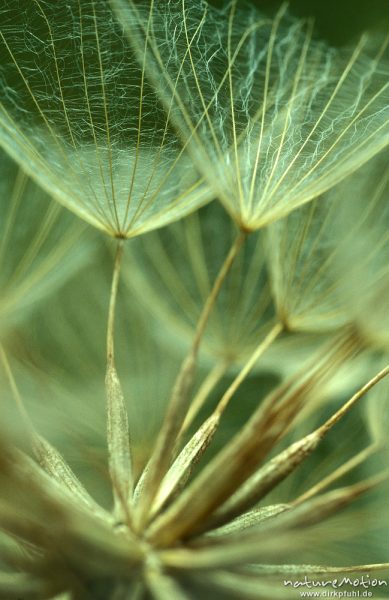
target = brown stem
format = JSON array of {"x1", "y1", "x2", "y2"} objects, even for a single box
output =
[
  {"x1": 180, "y1": 361, "x2": 227, "y2": 439},
  {"x1": 191, "y1": 231, "x2": 247, "y2": 355},
  {"x1": 135, "y1": 231, "x2": 247, "y2": 528}
]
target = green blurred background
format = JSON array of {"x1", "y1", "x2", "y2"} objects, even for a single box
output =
[{"x1": 212, "y1": 0, "x2": 389, "y2": 45}]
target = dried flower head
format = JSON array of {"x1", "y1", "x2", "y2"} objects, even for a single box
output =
[{"x1": 0, "y1": 1, "x2": 389, "y2": 599}]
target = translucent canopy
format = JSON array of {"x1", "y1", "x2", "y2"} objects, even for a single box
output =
[
  {"x1": 0, "y1": 0, "x2": 212, "y2": 238},
  {"x1": 113, "y1": 0, "x2": 389, "y2": 230},
  {"x1": 265, "y1": 151, "x2": 389, "y2": 341}
]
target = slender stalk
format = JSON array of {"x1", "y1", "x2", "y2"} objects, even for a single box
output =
[
  {"x1": 191, "y1": 231, "x2": 247, "y2": 355},
  {"x1": 147, "y1": 327, "x2": 282, "y2": 520},
  {"x1": 180, "y1": 361, "x2": 227, "y2": 438},
  {"x1": 107, "y1": 240, "x2": 125, "y2": 364},
  {"x1": 215, "y1": 322, "x2": 283, "y2": 417},
  {"x1": 290, "y1": 364, "x2": 389, "y2": 506},
  {"x1": 105, "y1": 240, "x2": 133, "y2": 524},
  {"x1": 318, "y1": 364, "x2": 389, "y2": 434},
  {"x1": 145, "y1": 330, "x2": 361, "y2": 545},
  {"x1": 294, "y1": 444, "x2": 378, "y2": 506},
  {"x1": 135, "y1": 231, "x2": 246, "y2": 528},
  {"x1": 0, "y1": 344, "x2": 31, "y2": 429}
]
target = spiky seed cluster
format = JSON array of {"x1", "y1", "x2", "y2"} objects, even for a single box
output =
[{"x1": 0, "y1": 1, "x2": 389, "y2": 599}]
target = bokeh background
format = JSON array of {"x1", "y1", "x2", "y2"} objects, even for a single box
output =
[{"x1": 211, "y1": 0, "x2": 389, "y2": 45}]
